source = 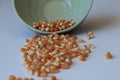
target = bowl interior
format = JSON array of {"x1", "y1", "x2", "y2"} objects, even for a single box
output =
[{"x1": 14, "y1": 0, "x2": 93, "y2": 34}]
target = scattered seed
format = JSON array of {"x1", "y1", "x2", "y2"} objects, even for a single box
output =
[
  {"x1": 89, "y1": 44, "x2": 95, "y2": 49},
  {"x1": 50, "y1": 76, "x2": 57, "y2": 80},
  {"x1": 105, "y1": 52, "x2": 113, "y2": 59},
  {"x1": 20, "y1": 33, "x2": 93, "y2": 78},
  {"x1": 9, "y1": 30, "x2": 116, "y2": 80},
  {"x1": 79, "y1": 54, "x2": 88, "y2": 61},
  {"x1": 8, "y1": 75, "x2": 16, "y2": 80},
  {"x1": 16, "y1": 78, "x2": 22, "y2": 80},
  {"x1": 87, "y1": 31, "x2": 95, "y2": 39},
  {"x1": 61, "y1": 63, "x2": 70, "y2": 69},
  {"x1": 23, "y1": 77, "x2": 29, "y2": 80},
  {"x1": 29, "y1": 78, "x2": 34, "y2": 80},
  {"x1": 50, "y1": 67, "x2": 59, "y2": 74},
  {"x1": 79, "y1": 39, "x2": 85, "y2": 43},
  {"x1": 40, "y1": 72, "x2": 47, "y2": 78}
]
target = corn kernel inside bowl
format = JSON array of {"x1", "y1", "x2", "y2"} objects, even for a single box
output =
[{"x1": 32, "y1": 19, "x2": 75, "y2": 32}]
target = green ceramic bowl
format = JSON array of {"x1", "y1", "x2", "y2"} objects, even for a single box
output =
[{"x1": 13, "y1": 0, "x2": 93, "y2": 34}]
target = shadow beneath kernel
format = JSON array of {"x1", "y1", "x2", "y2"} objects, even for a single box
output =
[{"x1": 70, "y1": 15, "x2": 119, "y2": 35}]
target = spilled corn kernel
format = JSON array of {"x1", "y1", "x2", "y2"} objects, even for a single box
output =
[
  {"x1": 50, "y1": 76, "x2": 57, "y2": 80},
  {"x1": 105, "y1": 52, "x2": 113, "y2": 59},
  {"x1": 20, "y1": 33, "x2": 94, "y2": 78}
]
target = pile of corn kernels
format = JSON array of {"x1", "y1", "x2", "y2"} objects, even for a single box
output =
[
  {"x1": 33, "y1": 19, "x2": 75, "y2": 32},
  {"x1": 8, "y1": 31, "x2": 114, "y2": 80},
  {"x1": 20, "y1": 33, "x2": 95, "y2": 79}
]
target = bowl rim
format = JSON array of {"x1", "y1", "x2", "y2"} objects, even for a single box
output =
[{"x1": 12, "y1": 0, "x2": 93, "y2": 34}]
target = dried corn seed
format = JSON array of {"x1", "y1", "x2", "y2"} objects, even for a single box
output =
[
  {"x1": 87, "y1": 31, "x2": 93, "y2": 35},
  {"x1": 83, "y1": 45, "x2": 89, "y2": 50},
  {"x1": 79, "y1": 55, "x2": 87, "y2": 61},
  {"x1": 20, "y1": 48, "x2": 26, "y2": 52},
  {"x1": 87, "y1": 31, "x2": 95, "y2": 39},
  {"x1": 85, "y1": 49, "x2": 91, "y2": 54},
  {"x1": 40, "y1": 72, "x2": 47, "y2": 78},
  {"x1": 23, "y1": 78, "x2": 29, "y2": 80},
  {"x1": 61, "y1": 63, "x2": 70, "y2": 69},
  {"x1": 50, "y1": 76, "x2": 57, "y2": 80},
  {"x1": 79, "y1": 39, "x2": 85, "y2": 43},
  {"x1": 34, "y1": 71, "x2": 40, "y2": 76},
  {"x1": 50, "y1": 67, "x2": 59, "y2": 73},
  {"x1": 16, "y1": 78, "x2": 22, "y2": 80},
  {"x1": 8, "y1": 75, "x2": 16, "y2": 80},
  {"x1": 29, "y1": 78, "x2": 34, "y2": 80},
  {"x1": 105, "y1": 52, "x2": 113, "y2": 59},
  {"x1": 87, "y1": 35, "x2": 95, "y2": 40},
  {"x1": 89, "y1": 44, "x2": 95, "y2": 49}
]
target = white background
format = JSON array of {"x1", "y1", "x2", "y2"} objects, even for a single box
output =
[{"x1": 0, "y1": 0, "x2": 120, "y2": 80}]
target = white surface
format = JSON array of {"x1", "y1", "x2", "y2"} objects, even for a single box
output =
[{"x1": 0, "y1": 0, "x2": 120, "y2": 80}]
